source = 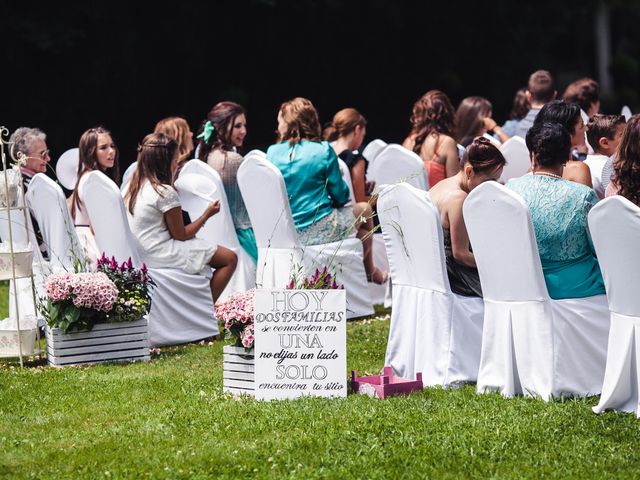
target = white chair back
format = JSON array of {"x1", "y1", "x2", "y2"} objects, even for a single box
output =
[
  {"x1": 499, "y1": 136, "x2": 530, "y2": 183},
  {"x1": 378, "y1": 182, "x2": 483, "y2": 386},
  {"x1": 120, "y1": 161, "x2": 137, "y2": 193},
  {"x1": 55, "y1": 148, "x2": 79, "y2": 190},
  {"x1": 83, "y1": 170, "x2": 141, "y2": 265},
  {"x1": 237, "y1": 152, "x2": 300, "y2": 250},
  {"x1": 369, "y1": 144, "x2": 429, "y2": 191},
  {"x1": 178, "y1": 160, "x2": 240, "y2": 248},
  {"x1": 26, "y1": 174, "x2": 82, "y2": 270},
  {"x1": 337, "y1": 158, "x2": 356, "y2": 206},
  {"x1": 463, "y1": 181, "x2": 548, "y2": 302},
  {"x1": 362, "y1": 139, "x2": 387, "y2": 165},
  {"x1": 589, "y1": 196, "x2": 640, "y2": 316},
  {"x1": 622, "y1": 105, "x2": 633, "y2": 121},
  {"x1": 244, "y1": 149, "x2": 266, "y2": 158},
  {"x1": 378, "y1": 184, "x2": 448, "y2": 292}
]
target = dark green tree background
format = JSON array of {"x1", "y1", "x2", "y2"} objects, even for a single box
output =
[{"x1": 2, "y1": 0, "x2": 639, "y2": 168}]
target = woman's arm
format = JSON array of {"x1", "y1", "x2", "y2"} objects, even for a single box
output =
[
  {"x1": 350, "y1": 158, "x2": 368, "y2": 203},
  {"x1": 165, "y1": 201, "x2": 220, "y2": 241},
  {"x1": 448, "y1": 193, "x2": 476, "y2": 267},
  {"x1": 443, "y1": 137, "x2": 461, "y2": 178},
  {"x1": 484, "y1": 117, "x2": 510, "y2": 143}
]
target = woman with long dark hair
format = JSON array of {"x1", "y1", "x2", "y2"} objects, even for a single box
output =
[
  {"x1": 607, "y1": 114, "x2": 640, "y2": 203},
  {"x1": 196, "y1": 101, "x2": 256, "y2": 263},
  {"x1": 69, "y1": 126, "x2": 120, "y2": 264}
]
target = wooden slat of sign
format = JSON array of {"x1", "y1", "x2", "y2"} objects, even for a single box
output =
[{"x1": 223, "y1": 361, "x2": 254, "y2": 373}]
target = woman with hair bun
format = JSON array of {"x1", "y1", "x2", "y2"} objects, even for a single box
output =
[
  {"x1": 403, "y1": 90, "x2": 460, "y2": 186},
  {"x1": 429, "y1": 137, "x2": 506, "y2": 297},
  {"x1": 125, "y1": 132, "x2": 237, "y2": 302},
  {"x1": 196, "y1": 101, "x2": 256, "y2": 263},
  {"x1": 325, "y1": 107, "x2": 374, "y2": 203},
  {"x1": 268, "y1": 97, "x2": 387, "y2": 284},
  {"x1": 508, "y1": 122, "x2": 604, "y2": 299}
]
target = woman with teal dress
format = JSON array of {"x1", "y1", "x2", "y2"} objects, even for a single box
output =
[
  {"x1": 267, "y1": 97, "x2": 387, "y2": 284},
  {"x1": 507, "y1": 122, "x2": 605, "y2": 299},
  {"x1": 196, "y1": 101, "x2": 257, "y2": 263}
]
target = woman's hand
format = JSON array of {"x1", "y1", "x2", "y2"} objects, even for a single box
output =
[
  {"x1": 204, "y1": 200, "x2": 220, "y2": 219},
  {"x1": 483, "y1": 117, "x2": 498, "y2": 132}
]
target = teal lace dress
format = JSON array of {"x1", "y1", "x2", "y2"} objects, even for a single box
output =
[{"x1": 507, "y1": 175, "x2": 605, "y2": 299}]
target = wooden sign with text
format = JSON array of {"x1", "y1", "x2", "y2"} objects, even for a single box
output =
[{"x1": 254, "y1": 289, "x2": 347, "y2": 401}]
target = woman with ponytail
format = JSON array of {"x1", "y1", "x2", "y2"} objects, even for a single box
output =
[{"x1": 325, "y1": 108, "x2": 374, "y2": 204}]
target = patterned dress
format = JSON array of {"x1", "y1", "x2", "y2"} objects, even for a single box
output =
[{"x1": 507, "y1": 174, "x2": 605, "y2": 299}]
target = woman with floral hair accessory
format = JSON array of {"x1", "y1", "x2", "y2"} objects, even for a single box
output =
[
  {"x1": 196, "y1": 101, "x2": 257, "y2": 263},
  {"x1": 125, "y1": 132, "x2": 237, "y2": 303}
]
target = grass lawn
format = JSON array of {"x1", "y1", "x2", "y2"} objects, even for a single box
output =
[{"x1": 1, "y1": 285, "x2": 640, "y2": 479}]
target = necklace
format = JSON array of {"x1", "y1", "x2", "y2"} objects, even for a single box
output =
[{"x1": 533, "y1": 171, "x2": 563, "y2": 179}]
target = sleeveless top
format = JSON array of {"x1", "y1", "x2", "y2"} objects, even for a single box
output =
[{"x1": 424, "y1": 136, "x2": 446, "y2": 187}]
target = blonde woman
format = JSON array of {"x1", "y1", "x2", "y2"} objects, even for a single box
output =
[{"x1": 154, "y1": 117, "x2": 194, "y2": 177}]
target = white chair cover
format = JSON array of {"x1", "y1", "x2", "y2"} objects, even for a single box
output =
[
  {"x1": 55, "y1": 148, "x2": 79, "y2": 190},
  {"x1": 176, "y1": 160, "x2": 256, "y2": 301},
  {"x1": 0, "y1": 186, "x2": 48, "y2": 321},
  {"x1": 464, "y1": 182, "x2": 609, "y2": 400},
  {"x1": 120, "y1": 161, "x2": 137, "y2": 193},
  {"x1": 621, "y1": 105, "x2": 633, "y2": 121},
  {"x1": 83, "y1": 171, "x2": 216, "y2": 346},
  {"x1": 499, "y1": 136, "x2": 530, "y2": 183},
  {"x1": 362, "y1": 139, "x2": 387, "y2": 168},
  {"x1": 237, "y1": 152, "x2": 373, "y2": 318},
  {"x1": 590, "y1": 196, "x2": 640, "y2": 416},
  {"x1": 369, "y1": 144, "x2": 429, "y2": 191},
  {"x1": 26, "y1": 173, "x2": 83, "y2": 271},
  {"x1": 378, "y1": 183, "x2": 483, "y2": 387}
]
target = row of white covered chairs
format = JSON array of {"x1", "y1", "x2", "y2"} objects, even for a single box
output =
[
  {"x1": 1, "y1": 169, "x2": 219, "y2": 347},
  {"x1": 379, "y1": 181, "x2": 640, "y2": 416}
]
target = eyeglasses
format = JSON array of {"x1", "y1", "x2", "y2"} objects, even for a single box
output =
[{"x1": 28, "y1": 149, "x2": 50, "y2": 160}]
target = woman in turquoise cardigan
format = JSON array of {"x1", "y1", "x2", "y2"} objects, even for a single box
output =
[
  {"x1": 267, "y1": 97, "x2": 387, "y2": 284},
  {"x1": 507, "y1": 122, "x2": 605, "y2": 299}
]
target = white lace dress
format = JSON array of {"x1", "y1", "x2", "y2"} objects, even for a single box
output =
[{"x1": 127, "y1": 182, "x2": 216, "y2": 274}]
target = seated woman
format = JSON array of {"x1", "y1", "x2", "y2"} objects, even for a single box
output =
[
  {"x1": 69, "y1": 127, "x2": 120, "y2": 265},
  {"x1": 196, "y1": 101, "x2": 257, "y2": 263},
  {"x1": 325, "y1": 108, "x2": 374, "y2": 203},
  {"x1": 507, "y1": 122, "x2": 605, "y2": 300},
  {"x1": 455, "y1": 96, "x2": 510, "y2": 147},
  {"x1": 267, "y1": 97, "x2": 387, "y2": 284},
  {"x1": 607, "y1": 114, "x2": 639, "y2": 201},
  {"x1": 8, "y1": 127, "x2": 52, "y2": 258},
  {"x1": 403, "y1": 90, "x2": 459, "y2": 187},
  {"x1": 532, "y1": 100, "x2": 592, "y2": 187},
  {"x1": 429, "y1": 137, "x2": 506, "y2": 297},
  {"x1": 124, "y1": 132, "x2": 237, "y2": 303}
]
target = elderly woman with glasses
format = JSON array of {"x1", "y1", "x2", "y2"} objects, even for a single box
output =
[{"x1": 8, "y1": 127, "x2": 51, "y2": 190}]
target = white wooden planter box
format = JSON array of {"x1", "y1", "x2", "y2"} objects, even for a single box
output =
[
  {"x1": 46, "y1": 318, "x2": 150, "y2": 367},
  {"x1": 223, "y1": 345, "x2": 254, "y2": 396}
]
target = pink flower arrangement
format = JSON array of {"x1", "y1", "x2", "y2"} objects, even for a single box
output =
[
  {"x1": 45, "y1": 272, "x2": 118, "y2": 312},
  {"x1": 43, "y1": 271, "x2": 119, "y2": 333},
  {"x1": 215, "y1": 289, "x2": 255, "y2": 349}
]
